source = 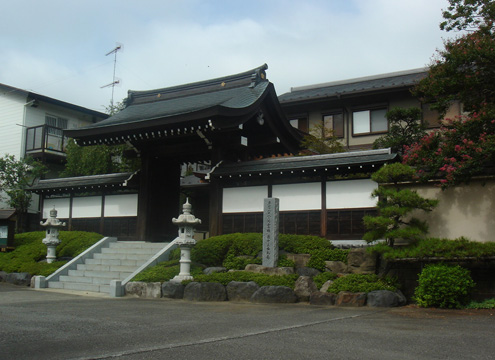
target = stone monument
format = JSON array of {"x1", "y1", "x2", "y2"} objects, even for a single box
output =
[
  {"x1": 171, "y1": 199, "x2": 201, "y2": 282},
  {"x1": 40, "y1": 207, "x2": 66, "y2": 263},
  {"x1": 262, "y1": 198, "x2": 279, "y2": 267}
]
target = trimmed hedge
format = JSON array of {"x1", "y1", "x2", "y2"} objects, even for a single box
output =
[
  {"x1": 370, "y1": 237, "x2": 495, "y2": 260},
  {"x1": 185, "y1": 271, "x2": 299, "y2": 289}
]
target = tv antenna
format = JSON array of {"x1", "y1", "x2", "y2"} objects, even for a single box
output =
[{"x1": 101, "y1": 43, "x2": 123, "y2": 108}]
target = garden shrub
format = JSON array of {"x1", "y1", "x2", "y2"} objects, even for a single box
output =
[
  {"x1": 313, "y1": 271, "x2": 338, "y2": 289},
  {"x1": 278, "y1": 234, "x2": 332, "y2": 254},
  {"x1": 188, "y1": 271, "x2": 299, "y2": 288},
  {"x1": 0, "y1": 231, "x2": 103, "y2": 276},
  {"x1": 414, "y1": 263, "x2": 475, "y2": 309},
  {"x1": 369, "y1": 237, "x2": 495, "y2": 260},
  {"x1": 307, "y1": 248, "x2": 349, "y2": 272},
  {"x1": 191, "y1": 234, "x2": 237, "y2": 266},
  {"x1": 132, "y1": 260, "x2": 203, "y2": 282},
  {"x1": 327, "y1": 274, "x2": 398, "y2": 294}
]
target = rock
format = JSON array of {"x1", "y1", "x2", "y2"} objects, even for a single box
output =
[
  {"x1": 125, "y1": 282, "x2": 147, "y2": 297},
  {"x1": 310, "y1": 292, "x2": 337, "y2": 306},
  {"x1": 0, "y1": 271, "x2": 8, "y2": 282},
  {"x1": 347, "y1": 248, "x2": 377, "y2": 274},
  {"x1": 294, "y1": 276, "x2": 318, "y2": 302},
  {"x1": 5, "y1": 272, "x2": 31, "y2": 286},
  {"x1": 335, "y1": 291, "x2": 367, "y2": 307},
  {"x1": 244, "y1": 264, "x2": 294, "y2": 276},
  {"x1": 161, "y1": 281, "x2": 185, "y2": 299},
  {"x1": 396, "y1": 290, "x2": 407, "y2": 306},
  {"x1": 324, "y1": 261, "x2": 348, "y2": 274},
  {"x1": 203, "y1": 267, "x2": 227, "y2": 275},
  {"x1": 226, "y1": 281, "x2": 259, "y2": 302},
  {"x1": 125, "y1": 282, "x2": 161, "y2": 298},
  {"x1": 367, "y1": 290, "x2": 403, "y2": 307},
  {"x1": 296, "y1": 267, "x2": 321, "y2": 277},
  {"x1": 286, "y1": 253, "x2": 311, "y2": 268},
  {"x1": 250, "y1": 286, "x2": 298, "y2": 303},
  {"x1": 183, "y1": 282, "x2": 227, "y2": 301},
  {"x1": 320, "y1": 280, "x2": 334, "y2": 293}
]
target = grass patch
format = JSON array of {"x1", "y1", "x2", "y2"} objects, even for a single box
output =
[
  {"x1": 465, "y1": 298, "x2": 495, "y2": 309},
  {"x1": 0, "y1": 231, "x2": 103, "y2": 276},
  {"x1": 327, "y1": 274, "x2": 398, "y2": 293},
  {"x1": 313, "y1": 271, "x2": 338, "y2": 289}
]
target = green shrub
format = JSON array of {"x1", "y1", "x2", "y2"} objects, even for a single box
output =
[
  {"x1": 313, "y1": 271, "x2": 338, "y2": 288},
  {"x1": 370, "y1": 237, "x2": 495, "y2": 260},
  {"x1": 0, "y1": 231, "x2": 103, "y2": 276},
  {"x1": 307, "y1": 248, "x2": 349, "y2": 271},
  {"x1": 465, "y1": 298, "x2": 495, "y2": 309},
  {"x1": 327, "y1": 274, "x2": 397, "y2": 293},
  {"x1": 414, "y1": 263, "x2": 475, "y2": 309},
  {"x1": 191, "y1": 234, "x2": 237, "y2": 266},
  {"x1": 189, "y1": 271, "x2": 299, "y2": 288},
  {"x1": 279, "y1": 234, "x2": 332, "y2": 253},
  {"x1": 277, "y1": 254, "x2": 295, "y2": 268},
  {"x1": 132, "y1": 260, "x2": 203, "y2": 282}
]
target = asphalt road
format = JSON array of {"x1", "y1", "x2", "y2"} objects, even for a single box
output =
[{"x1": 1, "y1": 283, "x2": 494, "y2": 360}]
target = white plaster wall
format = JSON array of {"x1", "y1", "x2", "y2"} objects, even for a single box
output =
[
  {"x1": 42, "y1": 198, "x2": 70, "y2": 219},
  {"x1": 72, "y1": 196, "x2": 102, "y2": 218},
  {"x1": 326, "y1": 179, "x2": 377, "y2": 209},
  {"x1": 272, "y1": 182, "x2": 321, "y2": 211},
  {"x1": 406, "y1": 179, "x2": 495, "y2": 243},
  {"x1": 0, "y1": 91, "x2": 27, "y2": 158},
  {"x1": 223, "y1": 186, "x2": 268, "y2": 213},
  {"x1": 104, "y1": 194, "x2": 138, "y2": 217}
]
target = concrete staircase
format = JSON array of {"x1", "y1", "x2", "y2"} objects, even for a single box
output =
[{"x1": 47, "y1": 241, "x2": 167, "y2": 294}]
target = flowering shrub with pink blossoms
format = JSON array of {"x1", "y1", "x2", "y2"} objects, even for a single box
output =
[{"x1": 403, "y1": 111, "x2": 495, "y2": 187}]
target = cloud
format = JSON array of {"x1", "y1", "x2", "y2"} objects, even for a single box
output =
[{"x1": 0, "y1": 0, "x2": 451, "y2": 111}]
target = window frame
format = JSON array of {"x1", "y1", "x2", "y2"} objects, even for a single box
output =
[
  {"x1": 322, "y1": 111, "x2": 344, "y2": 138},
  {"x1": 351, "y1": 106, "x2": 389, "y2": 136},
  {"x1": 288, "y1": 113, "x2": 309, "y2": 133}
]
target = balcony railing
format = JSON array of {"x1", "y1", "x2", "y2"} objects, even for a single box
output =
[{"x1": 25, "y1": 125, "x2": 68, "y2": 157}]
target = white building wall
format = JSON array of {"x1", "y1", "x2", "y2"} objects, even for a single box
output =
[
  {"x1": 272, "y1": 182, "x2": 321, "y2": 211},
  {"x1": 0, "y1": 91, "x2": 27, "y2": 159},
  {"x1": 223, "y1": 186, "x2": 268, "y2": 213},
  {"x1": 326, "y1": 179, "x2": 377, "y2": 209}
]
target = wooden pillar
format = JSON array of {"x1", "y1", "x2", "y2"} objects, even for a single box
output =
[
  {"x1": 320, "y1": 174, "x2": 327, "y2": 238},
  {"x1": 208, "y1": 146, "x2": 224, "y2": 236}
]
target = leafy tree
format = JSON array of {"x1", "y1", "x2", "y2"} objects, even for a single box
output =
[
  {"x1": 0, "y1": 155, "x2": 47, "y2": 232},
  {"x1": 405, "y1": 1, "x2": 495, "y2": 187},
  {"x1": 299, "y1": 122, "x2": 345, "y2": 155},
  {"x1": 440, "y1": 0, "x2": 495, "y2": 32},
  {"x1": 363, "y1": 163, "x2": 438, "y2": 246},
  {"x1": 61, "y1": 98, "x2": 139, "y2": 177},
  {"x1": 373, "y1": 107, "x2": 427, "y2": 156}
]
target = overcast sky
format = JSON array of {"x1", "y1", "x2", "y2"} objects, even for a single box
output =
[{"x1": 1, "y1": 0, "x2": 454, "y2": 113}]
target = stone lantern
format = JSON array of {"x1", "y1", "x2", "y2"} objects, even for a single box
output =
[
  {"x1": 40, "y1": 207, "x2": 66, "y2": 263},
  {"x1": 171, "y1": 199, "x2": 201, "y2": 282}
]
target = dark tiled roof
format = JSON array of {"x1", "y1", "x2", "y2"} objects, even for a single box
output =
[
  {"x1": 278, "y1": 69, "x2": 427, "y2": 104},
  {"x1": 28, "y1": 172, "x2": 138, "y2": 194},
  {"x1": 0, "y1": 209, "x2": 16, "y2": 220},
  {"x1": 210, "y1": 149, "x2": 396, "y2": 177},
  {"x1": 67, "y1": 64, "x2": 269, "y2": 132}
]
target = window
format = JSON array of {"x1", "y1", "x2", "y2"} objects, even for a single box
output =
[
  {"x1": 289, "y1": 115, "x2": 309, "y2": 133},
  {"x1": 323, "y1": 113, "x2": 344, "y2": 138},
  {"x1": 352, "y1": 108, "x2": 387, "y2": 135},
  {"x1": 45, "y1": 115, "x2": 68, "y2": 136}
]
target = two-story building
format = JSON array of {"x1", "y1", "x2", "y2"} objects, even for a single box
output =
[
  {"x1": 0, "y1": 83, "x2": 108, "y2": 225},
  {"x1": 278, "y1": 68, "x2": 462, "y2": 150}
]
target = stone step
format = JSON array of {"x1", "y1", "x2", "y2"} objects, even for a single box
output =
[
  {"x1": 47, "y1": 281, "x2": 110, "y2": 293},
  {"x1": 68, "y1": 269, "x2": 133, "y2": 279},
  {"x1": 84, "y1": 258, "x2": 140, "y2": 266},
  {"x1": 109, "y1": 241, "x2": 167, "y2": 249},
  {"x1": 59, "y1": 275, "x2": 113, "y2": 285},
  {"x1": 100, "y1": 247, "x2": 161, "y2": 255},
  {"x1": 76, "y1": 264, "x2": 139, "y2": 273},
  {"x1": 93, "y1": 253, "x2": 152, "y2": 261}
]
